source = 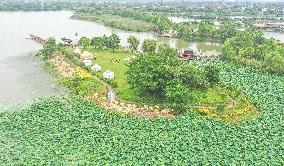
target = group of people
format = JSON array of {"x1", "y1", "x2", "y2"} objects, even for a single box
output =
[{"x1": 111, "y1": 58, "x2": 122, "y2": 63}]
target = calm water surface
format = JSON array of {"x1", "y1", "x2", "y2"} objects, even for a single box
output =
[
  {"x1": 1, "y1": 11, "x2": 280, "y2": 104},
  {"x1": 264, "y1": 32, "x2": 284, "y2": 43}
]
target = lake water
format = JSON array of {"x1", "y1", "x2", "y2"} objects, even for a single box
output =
[
  {"x1": 0, "y1": 11, "x2": 281, "y2": 104},
  {"x1": 264, "y1": 32, "x2": 284, "y2": 43}
]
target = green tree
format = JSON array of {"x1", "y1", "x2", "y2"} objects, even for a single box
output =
[
  {"x1": 203, "y1": 63, "x2": 220, "y2": 86},
  {"x1": 78, "y1": 37, "x2": 91, "y2": 49},
  {"x1": 108, "y1": 33, "x2": 120, "y2": 52},
  {"x1": 196, "y1": 22, "x2": 213, "y2": 42},
  {"x1": 142, "y1": 39, "x2": 157, "y2": 53},
  {"x1": 127, "y1": 35, "x2": 140, "y2": 52},
  {"x1": 174, "y1": 23, "x2": 193, "y2": 41},
  {"x1": 156, "y1": 15, "x2": 171, "y2": 32},
  {"x1": 221, "y1": 28, "x2": 284, "y2": 74},
  {"x1": 127, "y1": 50, "x2": 207, "y2": 99},
  {"x1": 165, "y1": 83, "x2": 193, "y2": 106},
  {"x1": 215, "y1": 21, "x2": 238, "y2": 43},
  {"x1": 91, "y1": 37, "x2": 103, "y2": 49},
  {"x1": 264, "y1": 51, "x2": 284, "y2": 74},
  {"x1": 157, "y1": 43, "x2": 178, "y2": 56},
  {"x1": 102, "y1": 35, "x2": 110, "y2": 49},
  {"x1": 245, "y1": 7, "x2": 258, "y2": 16},
  {"x1": 42, "y1": 37, "x2": 58, "y2": 58}
]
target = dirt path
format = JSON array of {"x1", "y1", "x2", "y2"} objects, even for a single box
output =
[
  {"x1": 92, "y1": 97, "x2": 175, "y2": 119},
  {"x1": 49, "y1": 55, "x2": 75, "y2": 77}
]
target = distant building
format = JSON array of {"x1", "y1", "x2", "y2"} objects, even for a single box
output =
[
  {"x1": 262, "y1": 8, "x2": 268, "y2": 13},
  {"x1": 91, "y1": 64, "x2": 102, "y2": 72},
  {"x1": 182, "y1": 49, "x2": 196, "y2": 57},
  {"x1": 179, "y1": 49, "x2": 197, "y2": 60},
  {"x1": 61, "y1": 37, "x2": 74, "y2": 46},
  {"x1": 133, "y1": 6, "x2": 141, "y2": 10},
  {"x1": 103, "y1": 70, "x2": 115, "y2": 80}
]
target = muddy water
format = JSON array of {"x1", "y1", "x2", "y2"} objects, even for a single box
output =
[
  {"x1": 0, "y1": 11, "x2": 223, "y2": 104},
  {"x1": 264, "y1": 32, "x2": 284, "y2": 43}
]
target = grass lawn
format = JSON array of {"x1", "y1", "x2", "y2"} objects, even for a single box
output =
[
  {"x1": 87, "y1": 48, "x2": 135, "y2": 100},
  {"x1": 86, "y1": 47, "x2": 258, "y2": 122}
]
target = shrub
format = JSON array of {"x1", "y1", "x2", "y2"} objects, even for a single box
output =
[
  {"x1": 127, "y1": 50, "x2": 208, "y2": 102},
  {"x1": 204, "y1": 63, "x2": 220, "y2": 86},
  {"x1": 142, "y1": 39, "x2": 157, "y2": 53}
]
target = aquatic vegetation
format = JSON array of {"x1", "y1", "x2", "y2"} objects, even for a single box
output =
[
  {"x1": 0, "y1": 61, "x2": 283, "y2": 164},
  {"x1": 72, "y1": 13, "x2": 156, "y2": 32}
]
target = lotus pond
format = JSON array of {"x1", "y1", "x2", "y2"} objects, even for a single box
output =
[{"x1": 0, "y1": 61, "x2": 283, "y2": 164}]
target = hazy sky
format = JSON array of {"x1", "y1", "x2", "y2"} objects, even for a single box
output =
[{"x1": 80, "y1": 0, "x2": 282, "y2": 1}]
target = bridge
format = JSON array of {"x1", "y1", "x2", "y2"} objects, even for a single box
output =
[{"x1": 28, "y1": 34, "x2": 46, "y2": 44}]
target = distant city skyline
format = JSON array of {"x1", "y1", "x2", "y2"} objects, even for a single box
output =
[{"x1": 2, "y1": 0, "x2": 284, "y2": 2}]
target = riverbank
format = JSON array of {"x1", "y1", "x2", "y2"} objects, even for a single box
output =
[{"x1": 72, "y1": 13, "x2": 157, "y2": 32}]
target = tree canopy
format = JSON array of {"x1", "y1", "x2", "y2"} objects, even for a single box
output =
[
  {"x1": 91, "y1": 37, "x2": 103, "y2": 49},
  {"x1": 196, "y1": 22, "x2": 213, "y2": 42},
  {"x1": 127, "y1": 35, "x2": 140, "y2": 52},
  {"x1": 42, "y1": 37, "x2": 58, "y2": 58},
  {"x1": 108, "y1": 33, "x2": 121, "y2": 52},
  {"x1": 78, "y1": 37, "x2": 91, "y2": 49},
  {"x1": 142, "y1": 39, "x2": 157, "y2": 54},
  {"x1": 222, "y1": 28, "x2": 284, "y2": 74},
  {"x1": 127, "y1": 48, "x2": 209, "y2": 108},
  {"x1": 88, "y1": 34, "x2": 121, "y2": 51},
  {"x1": 214, "y1": 22, "x2": 238, "y2": 43}
]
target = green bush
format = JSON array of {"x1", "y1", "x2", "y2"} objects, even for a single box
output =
[
  {"x1": 204, "y1": 63, "x2": 220, "y2": 86},
  {"x1": 127, "y1": 50, "x2": 208, "y2": 109},
  {"x1": 222, "y1": 28, "x2": 284, "y2": 74}
]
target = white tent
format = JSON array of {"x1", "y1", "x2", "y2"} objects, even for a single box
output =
[
  {"x1": 80, "y1": 51, "x2": 95, "y2": 60},
  {"x1": 103, "y1": 70, "x2": 115, "y2": 80},
  {"x1": 83, "y1": 59, "x2": 92, "y2": 66},
  {"x1": 91, "y1": 64, "x2": 102, "y2": 72},
  {"x1": 74, "y1": 47, "x2": 81, "y2": 54}
]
